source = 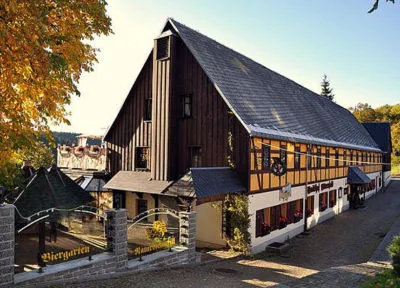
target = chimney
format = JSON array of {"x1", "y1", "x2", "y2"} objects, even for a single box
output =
[{"x1": 21, "y1": 160, "x2": 36, "y2": 179}]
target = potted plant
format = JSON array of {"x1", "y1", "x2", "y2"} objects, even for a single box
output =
[
  {"x1": 261, "y1": 223, "x2": 271, "y2": 236},
  {"x1": 319, "y1": 202, "x2": 327, "y2": 212},
  {"x1": 279, "y1": 216, "x2": 288, "y2": 229},
  {"x1": 293, "y1": 210, "x2": 302, "y2": 223},
  {"x1": 306, "y1": 208, "x2": 314, "y2": 218}
]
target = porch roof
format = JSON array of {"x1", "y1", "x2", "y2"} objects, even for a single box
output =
[
  {"x1": 347, "y1": 166, "x2": 371, "y2": 185},
  {"x1": 190, "y1": 167, "x2": 246, "y2": 198},
  {"x1": 103, "y1": 171, "x2": 174, "y2": 195}
]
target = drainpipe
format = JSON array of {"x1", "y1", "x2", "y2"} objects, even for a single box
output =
[{"x1": 303, "y1": 144, "x2": 310, "y2": 232}]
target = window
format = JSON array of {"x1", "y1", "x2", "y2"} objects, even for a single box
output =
[
  {"x1": 144, "y1": 99, "x2": 152, "y2": 121},
  {"x1": 306, "y1": 196, "x2": 314, "y2": 218},
  {"x1": 135, "y1": 147, "x2": 150, "y2": 170},
  {"x1": 356, "y1": 152, "x2": 359, "y2": 165},
  {"x1": 287, "y1": 200, "x2": 303, "y2": 224},
  {"x1": 335, "y1": 150, "x2": 339, "y2": 167},
  {"x1": 270, "y1": 205, "x2": 281, "y2": 231},
  {"x1": 255, "y1": 209, "x2": 270, "y2": 237},
  {"x1": 350, "y1": 151, "x2": 353, "y2": 165},
  {"x1": 319, "y1": 192, "x2": 328, "y2": 211},
  {"x1": 182, "y1": 95, "x2": 192, "y2": 118},
  {"x1": 280, "y1": 146, "x2": 287, "y2": 163},
  {"x1": 262, "y1": 146, "x2": 270, "y2": 171},
  {"x1": 325, "y1": 150, "x2": 330, "y2": 168},
  {"x1": 137, "y1": 199, "x2": 148, "y2": 216},
  {"x1": 329, "y1": 190, "x2": 337, "y2": 207},
  {"x1": 316, "y1": 148, "x2": 321, "y2": 168},
  {"x1": 156, "y1": 37, "x2": 169, "y2": 60},
  {"x1": 294, "y1": 147, "x2": 300, "y2": 169},
  {"x1": 307, "y1": 148, "x2": 312, "y2": 169},
  {"x1": 343, "y1": 151, "x2": 347, "y2": 166},
  {"x1": 188, "y1": 146, "x2": 202, "y2": 167}
]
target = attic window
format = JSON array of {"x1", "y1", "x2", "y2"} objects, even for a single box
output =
[{"x1": 157, "y1": 37, "x2": 169, "y2": 60}]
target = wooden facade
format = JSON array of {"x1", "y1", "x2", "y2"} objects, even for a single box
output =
[
  {"x1": 249, "y1": 137, "x2": 383, "y2": 193},
  {"x1": 105, "y1": 32, "x2": 249, "y2": 186}
]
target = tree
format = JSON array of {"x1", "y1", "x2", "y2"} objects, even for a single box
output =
[
  {"x1": 348, "y1": 103, "x2": 377, "y2": 122},
  {"x1": 368, "y1": 0, "x2": 395, "y2": 13},
  {"x1": 320, "y1": 74, "x2": 335, "y2": 101},
  {"x1": 0, "y1": 1, "x2": 112, "y2": 169}
]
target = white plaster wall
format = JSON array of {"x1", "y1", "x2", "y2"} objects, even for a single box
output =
[
  {"x1": 384, "y1": 171, "x2": 391, "y2": 187},
  {"x1": 249, "y1": 171, "x2": 383, "y2": 254}
]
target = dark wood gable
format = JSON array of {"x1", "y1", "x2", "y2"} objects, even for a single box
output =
[
  {"x1": 105, "y1": 32, "x2": 249, "y2": 188},
  {"x1": 104, "y1": 53, "x2": 153, "y2": 174}
]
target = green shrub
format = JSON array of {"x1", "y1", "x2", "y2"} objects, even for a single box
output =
[
  {"x1": 388, "y1": 236, "x2": 400, "y2": 275},
  {"x1": 361, "y1": 269, "x2": 400, "y2": 288}
]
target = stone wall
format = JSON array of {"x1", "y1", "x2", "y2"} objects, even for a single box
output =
[
  {"x1": 0, "y1": 204, "x2": 14, "y2": 288},
  {"x1": 6, "y1": 207, "x2": 197, "y2": 286}
]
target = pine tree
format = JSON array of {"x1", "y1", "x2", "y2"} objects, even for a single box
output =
[{"x1": 320, "y1": 74, "x2": 335, "y2": 101}]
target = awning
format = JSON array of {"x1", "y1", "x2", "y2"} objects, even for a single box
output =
[
  {"x1": 190, "y1": 167, "x2": 246, "y2": 201},
  {"x1": 103, "y1": 171, "x2": 173, "y2": 195},
  {"x1": 347, "y1": 166, "x2": 371, "y2": 185}
]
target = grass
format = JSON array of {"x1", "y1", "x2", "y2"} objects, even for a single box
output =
[{"x1": 361, "y1": 269, "x2": 400, "y2": 288}]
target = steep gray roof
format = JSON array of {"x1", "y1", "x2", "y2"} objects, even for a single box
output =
[
  {"x1": 167, "y1": 19, "x2": 380, "y2": 152},
  {"x1": 362, "y1": 122, "x2": 392, "y2": 153}
]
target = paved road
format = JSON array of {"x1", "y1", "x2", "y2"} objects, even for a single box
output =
[{"x1": 45, "y1": 179, "x2": 400, "y2": 288}]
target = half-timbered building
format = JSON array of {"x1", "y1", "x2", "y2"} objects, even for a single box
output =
[{"x1": 103, "y1": 18, "x2": 388, "y2": 252}]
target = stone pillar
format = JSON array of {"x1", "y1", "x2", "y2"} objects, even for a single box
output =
[
  {"x1": 179, "y1": 211, "x2": 196, "y2": 262},
  {"x1": 0, "y1": 204, "x2": 15, "y2": 288},
  {"x1": 106, "y1": 209, "x2": 127, "y2": 271}
]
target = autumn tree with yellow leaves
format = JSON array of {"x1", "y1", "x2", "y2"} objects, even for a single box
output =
[{"x1": 0, "y1": 0, "x2": 112, "y2": 188}]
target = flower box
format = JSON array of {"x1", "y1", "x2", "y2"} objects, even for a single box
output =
[
  {"x1": 306, "y1": 208, "x2": 314, "y2": 218},
  {"x1": 279, "y1": 217, "x2": 288, "y2": 229},
  {"x1": 319, "y1": 202, "x2": 327, "y2": 212},
  {"x1": 261, "y1": 223, "x2": 271, "y2": 236},
  {"x1": 293, "y1": 210, "x2": 303, "y2": 223}
]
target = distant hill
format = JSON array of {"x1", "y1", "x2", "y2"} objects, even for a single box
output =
[{"x1": 52, "y1": 131, "x2": 81, "y2": 146}]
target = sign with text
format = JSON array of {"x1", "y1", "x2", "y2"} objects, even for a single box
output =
[
  {"x1": 41, "y1": 246, "x2": 90, "y2": 263},
  {"x1": 321, "y1": 181, "x2": 334, "y2": 191},
  {"x1": 133, "y1": 238, "x2": 175, "y2": 256}
]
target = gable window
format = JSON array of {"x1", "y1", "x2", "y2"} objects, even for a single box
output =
[
  {"x1": 144, "y1": 98, "x2": 152, "y2": 121},
  {"x1": 135, "y1": 147, "x2": 150, "y2": 170},
  {"x1": 325, "y1": 150, "x2": 330, "y2": 168},
  {"x1": 188, "y1": 146, "x2": 202, "y2": 168},
  {"x1": 316, "y1": 148, "x2": 321, "y2": 168},
  {"x1": 156, "y1": 37, "x2": 169, "y2": 60},
  {"x1": 262, "y1": 146, "x2": 270, "y2": 171},
  {"x1": 294, "y1": 147, "x2": 300, "y2": 169},
  {"x1": 182, "y1": 95, "x2": 193, "y2": 118}
]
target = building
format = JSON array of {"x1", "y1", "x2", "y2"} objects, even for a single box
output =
[
  {"x1": 103, "y1": 18, "x2": 387, "y2": 252},
  {"x1": 362, "y1": 122, "x2": 392, "y2": 186}
]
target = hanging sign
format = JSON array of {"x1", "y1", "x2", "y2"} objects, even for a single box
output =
[{"x1": 279, "y1": 183, "x2": 292, "y2": 201}]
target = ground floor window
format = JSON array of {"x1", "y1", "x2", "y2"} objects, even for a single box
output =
[
  {"x1": 137, "y1": 199, "x2": 148, "y2": 216},
  {"x1": 319, "y1": 192, "x2": 328, "y2": 212},
  {"x1": 306, "y1": 196, "x2": 314, "y2": 218},
  {"x1": 255, "y1": 199, "x2": 304, "y2": 237},
  {"x1": 329, "y1": 190, "x2": 337, "y2": 208}
]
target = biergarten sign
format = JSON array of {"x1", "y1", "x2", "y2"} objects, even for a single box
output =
[{"x1": 41, "y1": 246, "x2": 90, "y2": 263}]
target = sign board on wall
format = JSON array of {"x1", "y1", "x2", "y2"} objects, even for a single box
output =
[
  {"x1": 307, "y1": 184, "x2": 320, "y2": 194},
  {"x1": 279, "y1": 183, "x2": 292, "y2": 201},
  {"x1": 41, "y1": 246, "x2": 90, "y2": 263},
  {"x1": 321, "y1": 181, "x2": 334, "y2": 191}
]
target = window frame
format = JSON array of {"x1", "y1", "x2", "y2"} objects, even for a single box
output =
[
  {"x1": 182, "y1": 94, "x2": 193, "y2": 119},
  {"x1": 144, "y1": 98, "x2": 152, "y2": 121},
  {"x1": 135, "y1": 147, "x2": 150, "y2": 170}
]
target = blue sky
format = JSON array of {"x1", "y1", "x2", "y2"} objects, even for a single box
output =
[{"x1": 53, "y1": 0, "x2": 399, "y2": 135}]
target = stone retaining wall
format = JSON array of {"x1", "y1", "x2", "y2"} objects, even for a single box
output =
[{"x1": 1, "y1": 205, "x2": 197, "y2": 286}]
